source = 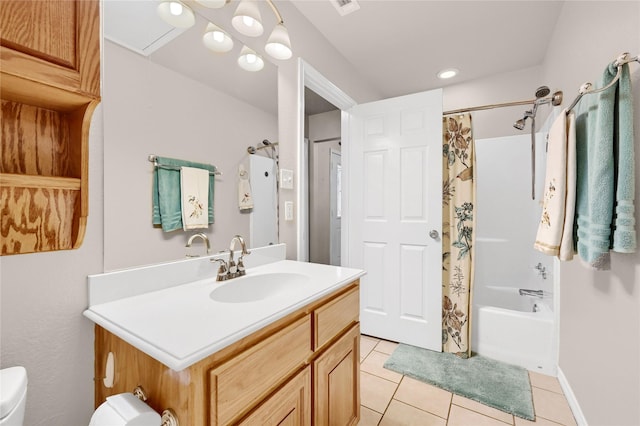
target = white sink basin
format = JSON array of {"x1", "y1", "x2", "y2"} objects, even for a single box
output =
[{"x1": 209, "y1": 272, "x2": 311, "y2": 303}]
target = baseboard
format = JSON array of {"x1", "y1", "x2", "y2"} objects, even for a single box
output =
[{"x1": 557, "y1": 366, "x2": 588, "y2": 426}]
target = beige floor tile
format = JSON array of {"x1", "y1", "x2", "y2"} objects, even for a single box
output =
[
  {"x1": 532, "y1": 388, "x2": 577, "y2": 426},
  {"x1": 361, "y1": 335, "x2": 380, "y2": 361},
  {"x1": 361, "y1": 371, "x2": 399, "y2": 414},
  {"x1": 514, "y1": 415, "x2": 563, "y2": 425},
  {"x1": 361, "y1": 350, "x2": 403, "y2": 383},
  {"x1": 358, "y1": 405, "x2": 383, "y2": 426},
  {"x1": 529, "y1": 372, "x2": 563, "y2": 394},
  {"x1": 452, "y1": 394, "x2": 514, "y2": 424},
  {"x1": 379, "y1": 400, "x2": 446, "y2": 426},
  {"x1": 375, "y1": 340, "x2": 399, "y2": 355},
  {"x1": 448, "y1": 404, "x2": 514, "y2": 426},
  {"x1": 393, "y1": 376, "x2": 452, "y2": 419}
]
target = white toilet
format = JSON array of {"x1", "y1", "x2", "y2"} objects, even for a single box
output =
[
  {"x1": 89, "y1": 393, "x2": 161, "y2": 426},
  {"x1": 0, "y1": 366, "x2": 28, "y2": 426}
]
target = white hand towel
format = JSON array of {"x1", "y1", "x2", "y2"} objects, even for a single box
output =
[
  {"x1": 238, "y1": 164, "x2": 253, "y2": 211},
  {"x1": 534, "y1": 111, "x2": 568, "y2": 256},
  {"x1": 180, "y1": 166, "x2": 209, "y2": 230},
  {"x1": 559, "y1": 111, "x2": 576, "y2": 261}
]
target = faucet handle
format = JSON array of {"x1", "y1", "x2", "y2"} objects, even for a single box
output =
[
  {"x1": 211, "y1": 258, "x2": 229, "y2": 280},
  {"x1": 237, "y1": 257, "x2": 246, "y2": 275}
]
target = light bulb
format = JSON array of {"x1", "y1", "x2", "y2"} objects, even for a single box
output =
[
  {"x1": 242, "y1": 16, "x2": 255, "y2": 27},
  {"x1": 202, "y1": 22, "x2": 233, "y2": 53},
  {"x1": 169, "y1": 1, "x2": 183, "y2": 16},
  {"x1": 238, "y1": 46, "x2": 264, "y2": 71}
]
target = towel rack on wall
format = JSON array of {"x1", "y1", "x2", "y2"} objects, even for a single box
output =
[
  {"x1": 566, "y1": 52, "x2": 639, "y2": 114},
  {"x1": 148, "y1": 154, "x2": 222, "y2": 176}
]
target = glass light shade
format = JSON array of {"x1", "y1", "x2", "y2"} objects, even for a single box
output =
[
  {"x1": 232, "y1": 0, "x2": 263, "y2": 37},
  {"x1": 203, "y1": 23, "x2": 233, "y2": 53},
  {"x1": 157, "y1": 0, "x2": 195, "y2": 28},
  {"x1": 238, "y1": 46, "x2": 264, "y2": 71},
  {"x1": 265, "y1": 23, "x2": 292, "y2": 60},
  {"x1": 194, "y1": 0, "x2": 226, "y2": 8}
]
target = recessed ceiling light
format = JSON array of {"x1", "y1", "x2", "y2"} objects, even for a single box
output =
[{"x1": 437, "y1": 68, "x2": 459, "y2": 79}]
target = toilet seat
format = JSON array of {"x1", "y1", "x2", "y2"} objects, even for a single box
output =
[
  {"x1": 89, "y1": 393, "x2": 160, "y2": 426},
  {"x1": 0, "y1": 366, "x2": 28, "y2": 425}
]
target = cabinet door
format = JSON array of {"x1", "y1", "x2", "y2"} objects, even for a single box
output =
[
  {"x1": 314, "y1": 324, "x2": 360, "y2": 426},
  {"x1": 0, "y1": 0, "x2": 100, "y2": 97},
  {"x1": 239, "y1": 367, "x2": 311, "y2": 426}
]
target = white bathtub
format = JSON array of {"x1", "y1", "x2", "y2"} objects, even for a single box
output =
[{"x1": 471, "y1": 285, "x2": 557, "y2": 375}]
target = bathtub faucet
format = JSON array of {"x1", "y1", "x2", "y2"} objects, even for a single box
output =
[
  {"x1": 519, "y1": 288, "x2": 544, "y2": 298},
  {"x1": 534, "y1": 262, "x2": 547, "y2": 279}
]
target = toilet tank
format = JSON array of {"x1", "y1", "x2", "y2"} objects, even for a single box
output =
[{"x1": 0, "y1": 366, "x2": 28, "y2": 426}]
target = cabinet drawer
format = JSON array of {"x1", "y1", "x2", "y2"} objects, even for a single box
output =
[
  {"x1": 209, "y1": 315, "x2": 312, "y2": 425},
  {"x1": 314, "y1": 285, "x2": 359, "y2": 350}
]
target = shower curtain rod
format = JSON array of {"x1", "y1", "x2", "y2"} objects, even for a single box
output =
[
  {"x1": 565, "y1": 52, "x2": 639, "y2": 113},
  {"x1": 443, "y1": 98, "x2": 538, "y2": 115}
]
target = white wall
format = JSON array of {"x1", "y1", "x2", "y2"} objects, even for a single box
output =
[
  {"x1": 0, "y1": 106, "x2": 104, "y2": 425},
  {"x1": 103, "y1": 41, "x2": 278, "y2": 270},
  {"x1": 541, "y1": 2, "x2": 640, "y2": 425}
]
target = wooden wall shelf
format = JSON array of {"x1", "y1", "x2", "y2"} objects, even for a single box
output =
[{"x1": 0, "y1": 0, "x2": 100, "y2": 255}]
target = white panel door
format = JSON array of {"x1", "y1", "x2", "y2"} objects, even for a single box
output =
[{"x1": 348, "y1": 89, "x2": 442, "y2": 351}]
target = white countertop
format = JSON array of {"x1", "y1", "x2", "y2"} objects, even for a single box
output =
[{"x1": 84, "y1": 259, "x2": 364, "y2": 371}]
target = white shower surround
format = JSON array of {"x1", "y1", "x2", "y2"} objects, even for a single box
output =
[{"x1": 472, "y1": 131, "x2": 559, "y2": 375}]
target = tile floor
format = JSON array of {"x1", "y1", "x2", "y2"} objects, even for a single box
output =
[{"x1": 358, "y1": 335, "x2": 577, "y2": 426}]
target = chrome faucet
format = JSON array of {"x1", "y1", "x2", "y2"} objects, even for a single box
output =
[
  {"x1": 185, "y1": 233, "x2": 210, "y2": 257},
  {"x1": 211, "y1": 235, "x2": 251, "y2": 281}
]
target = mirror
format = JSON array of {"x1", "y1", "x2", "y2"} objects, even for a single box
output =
[{"x1": 101, "y1": 1, "x2": 280, "y2": 270}]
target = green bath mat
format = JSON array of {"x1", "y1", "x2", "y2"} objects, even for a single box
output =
[{"x1": 383, "y1": 344, "x2": 534, "y2": 420}]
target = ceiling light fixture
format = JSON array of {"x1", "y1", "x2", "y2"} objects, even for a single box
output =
[
  {"x1": 232, "y1": 0, "x2": 264, "y2": 37},
  {"x1": 158, "y1": 0, "x2": 293, "y2": 71},
  {"x1": 238, "y1": 45, "x2": 264, "y2": 72},
  {"x1": 157, "y1": 0, "x2": 196, "y2": 28},
  {"x1": 202, "y1": 22, "x2": 234, "y2": 53},
  {"x1": 437, "y1": 68, "x2": 459, "y2": 79}
]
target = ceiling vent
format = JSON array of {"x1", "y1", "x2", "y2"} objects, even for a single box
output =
[{"x1": 330, "y1": 0, "x2": 360, "y2": 16}]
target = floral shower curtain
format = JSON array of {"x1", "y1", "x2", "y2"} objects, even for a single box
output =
[{"x1": 442, "y1": 113, "x2": 476, "y2": 358}]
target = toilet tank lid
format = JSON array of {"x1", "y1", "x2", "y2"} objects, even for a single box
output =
[{"x1": 0, "y1": 366, "x2": 27, "y2": 419}]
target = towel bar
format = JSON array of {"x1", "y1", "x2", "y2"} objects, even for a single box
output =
[{"x1": 148, "y1": 154, "x2": 222, "y2": 176}]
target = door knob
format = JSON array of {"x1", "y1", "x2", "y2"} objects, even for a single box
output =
[{"x1": 429, "y1": 230, "x2": 439, "y2": 239}]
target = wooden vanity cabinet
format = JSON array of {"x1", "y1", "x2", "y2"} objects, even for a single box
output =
[
  {"x1": 94, "y1": 280, "x2": 360, "y2": 426},
  {"x1": 0, "y1": 0, "x2": 100, "y2": 255}
]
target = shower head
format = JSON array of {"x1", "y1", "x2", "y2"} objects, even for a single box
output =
[
  {"x1": 262, "y1": 139, "x2": 272, "y2": 146},
  {"x1": 535, "y1": 86, "x2": 551, "y2": 99},
  {"x1": 513, "y1": 118, "x2": 527, "y2": 130},
  {"x1": 247, "y1": 146, "x2": 256, "y2": 154}
]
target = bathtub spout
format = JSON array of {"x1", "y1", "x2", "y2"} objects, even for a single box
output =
[{"x1": 519, "y1": 288, "x2": 544, "y2": 298}]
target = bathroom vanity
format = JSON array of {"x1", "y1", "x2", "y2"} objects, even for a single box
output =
[{"x1": 85, "y1": 245, "x2": 365, "y2": 425}]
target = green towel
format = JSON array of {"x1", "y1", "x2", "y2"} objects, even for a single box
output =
[
  {"x1": 611, "y1": 63, "x2": 636, "y2": 253},
  {"x1": 574, "y1": 62, "x2": 636, "y2": 269},
  {"x1": 152, "y1": 156, "x2": 216, "y2": 232}
]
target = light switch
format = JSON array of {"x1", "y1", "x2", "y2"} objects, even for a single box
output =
[
  {"x1": 280, "y1": 169, "x2": 294, "y2": 189},
  {"x1": 285, "y1": 201, "x2": 294, "y2": 221}
]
